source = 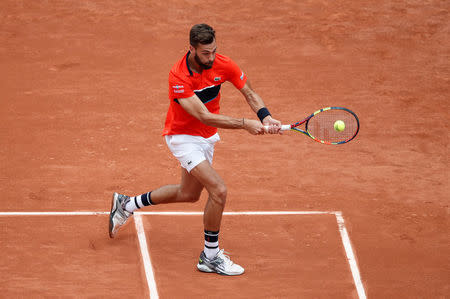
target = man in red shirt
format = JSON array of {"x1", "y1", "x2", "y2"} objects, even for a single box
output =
[{"x1": 109, "y1": 24, "x2": 281, "y2": 275}]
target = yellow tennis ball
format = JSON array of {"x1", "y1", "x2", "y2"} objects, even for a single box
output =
[{"x1": 334, "y1": 120, "x2": 345, "y2": 132}]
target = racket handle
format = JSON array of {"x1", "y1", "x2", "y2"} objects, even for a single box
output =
[{"x1": 263, "y1": 125, "x2": 291, "y2": 131}]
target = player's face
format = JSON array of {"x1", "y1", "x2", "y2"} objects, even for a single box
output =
[{"x1": 193, "y1": 40, "x2": 216, "y2": 70}]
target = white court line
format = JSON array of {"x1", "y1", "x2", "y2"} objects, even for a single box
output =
[
  {"x1": 0, "y1": 211, "x2": 332, "y2": 216},
  {"x1": 136, "y1": 211, "x2": 333, "y2": 216},
  {"x1": 0, "y1": 210, "x2": 366, "y2": 298},
  {"x1": 0, "y1": 211, "x2": 109, "y2": 216},
  {"x1": 134, "y1": 213, "x2": 159, "y2": 299},
  {"x1": 335, "y1": 212, "x2": 367, "y2": 299}
]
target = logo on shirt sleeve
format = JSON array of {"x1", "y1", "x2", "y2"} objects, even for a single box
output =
[
  {"x1": 172, "y1": 85, "x2": 185, "y2": 93},
  {"x1": 240, "y1": 71, "x2": 244, "y2": 80}
]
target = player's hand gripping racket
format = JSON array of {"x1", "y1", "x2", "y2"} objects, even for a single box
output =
[{"x1": 265, "y1": 107, "x2": 360, "y2": 145}]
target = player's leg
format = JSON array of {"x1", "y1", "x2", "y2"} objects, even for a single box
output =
[
  {"x1": 150, "y1": 167, "x2": 204, "y2": 204},
  {"x1": 110, "y1": 135, "x2": 209, "y2": 238},
  {"x1": 190, "y1": 161, "x2": 244, "y2": 275},
  {"x1": 109, "y1": 168, "x2": 203, "y2": 238},
  {"x1": 189, "y1": 161, "x2": 226, "y2": 232},
  {"x1": 121, "y1": 167, "x2": 204, "y2": 212}
]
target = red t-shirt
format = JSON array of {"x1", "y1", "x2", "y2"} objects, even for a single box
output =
[{"x1": 163, "y1": 51, "x2": 247, "y2": 138}]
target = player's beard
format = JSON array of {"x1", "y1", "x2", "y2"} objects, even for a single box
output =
[{"x1": 194, "y1": 52, "x2": 214, "y2": 70}]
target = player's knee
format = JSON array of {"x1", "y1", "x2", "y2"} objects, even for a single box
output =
[{"x1": 211, "y1": 184, "x2": 227, "y2": 206}]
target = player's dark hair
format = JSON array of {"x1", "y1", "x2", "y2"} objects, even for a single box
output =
[{"x1": 190, "y1": 24, "x2": 215, "y2": 47}]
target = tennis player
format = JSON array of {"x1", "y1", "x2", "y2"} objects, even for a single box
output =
[{"x1": 109, "y1": 23, "x2": 281, "y2": 275}]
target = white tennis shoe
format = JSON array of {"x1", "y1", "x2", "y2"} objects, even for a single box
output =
[
  {"x1": 197, "y1": 249, "x2": 245, "y2": 276},
  {"x1": 109, "y1": 192, "x2": 133, "y2": 238}
]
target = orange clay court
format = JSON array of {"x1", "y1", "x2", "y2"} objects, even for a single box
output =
[{"x1": 0, "y1": 1, "x2": 448, "y2": 298}]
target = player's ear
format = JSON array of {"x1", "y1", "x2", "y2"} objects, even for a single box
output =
[{"x1": 189, "y1": 45, "x2": 195, "y2": 53}]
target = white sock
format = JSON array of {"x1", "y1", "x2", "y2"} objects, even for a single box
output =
[
  {"x1": 204, "y1": 230, "x2": 219, "y2": 259},
  {"x1": 124, "y1": 192, "x2": 154, "y2": 213},
  {"x1": 125, "y1": 195, "x2": 143, "y2": 213},
  {"x1": 204, "y1": 244, "x2": 219, "y2": 259}
]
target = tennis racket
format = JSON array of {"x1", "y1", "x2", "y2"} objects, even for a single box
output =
[{"x1": 265, "y1": 107, "x2": 360, "y2": 145}]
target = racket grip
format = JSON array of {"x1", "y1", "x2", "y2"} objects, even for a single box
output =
[{"x1": 263, "y1": 125, "x2": 291, "y2": 131}]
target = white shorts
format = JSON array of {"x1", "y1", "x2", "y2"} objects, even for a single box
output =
[{"x1": 165, "y1": 133, "x2": 220, "y2": 172}]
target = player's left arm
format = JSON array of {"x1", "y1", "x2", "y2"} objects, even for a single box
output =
[{"x1": 239, "y1": 80, "x2": 281, "y2": 134}]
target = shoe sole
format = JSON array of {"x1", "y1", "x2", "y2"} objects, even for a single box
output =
[
  {"x1": 109, "y1": 193, "x2": 118, "y2": 238},
  {"x1": 197, "y1": 263, "x2": 215, "y2": 273},
  {"x1": 197, "y1": 263, "x2": 244, "y2": 276}
]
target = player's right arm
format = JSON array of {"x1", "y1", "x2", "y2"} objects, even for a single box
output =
[{"x1": 177, "y1": 95, "x2": 264, "y2": 135}]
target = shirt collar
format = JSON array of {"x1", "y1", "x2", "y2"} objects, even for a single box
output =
[{"x1": 186, "y1": 51, "x2": 194, "y2": 76}]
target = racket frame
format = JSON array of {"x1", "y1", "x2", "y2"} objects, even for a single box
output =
[{"x1": 288, "y1": 107, "x2": 360, "y2": 145}]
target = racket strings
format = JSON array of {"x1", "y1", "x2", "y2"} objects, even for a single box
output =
[{"x1": 306, "y1": 110, "x2": 358, "y2": 143}]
